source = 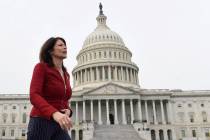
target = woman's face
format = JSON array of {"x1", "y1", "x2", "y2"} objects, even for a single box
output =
[{"x1": 51, "y1": 39, "x2": 67, "y2": 59}]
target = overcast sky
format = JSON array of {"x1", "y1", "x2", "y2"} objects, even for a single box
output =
[{"x1": 0, "y1": 0, "x2": 209, "y2": 94}]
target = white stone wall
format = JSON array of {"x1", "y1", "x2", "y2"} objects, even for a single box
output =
[{"x1": 1, "y1": 91, "x2": 210, "y2": 140}]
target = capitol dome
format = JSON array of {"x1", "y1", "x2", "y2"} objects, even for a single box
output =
[
  {"x1": 83, "y1": 22, "x2": 125, "y2": 47},
  {"x1": 72, "y1": 3, "x2": 140, "y2": 91}
]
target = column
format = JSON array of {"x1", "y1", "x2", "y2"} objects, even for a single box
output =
[
  {"x1": 133, "y1": 70, "x2": 136, "y2": 83},
  {"x1": 172, "y1": 129, "x2": 177, "y2": 140},
  {"x1": 76, "y1": 101, "x2": 79, "y2": 125},
  {"x1": 108, "y1": 65, "x2": 111, "y2": 81},
  {"x1": 122, "y1": 99, "x2": 127, "y2": 124},
  {"x1": 76, "y1": 72, "x2": 78, "y2": 85},
  {"x1": 84, "y1": 68, "x2": 87, "y2": 82},
  {"x1": 86, "y1": 69, "x2": 89, "y2": 82},
  {"x1": 106, "y1": 100, "x2": 110, "y2": 125},
  {"x1": 145, "y1": 100, "x2": 149, "y2": 124},
  {"x1": 130, "y1": 99, "x2": 134, "y2": 124},
  {"x1": 81, "y1": 70, "x2": 84, "y2": 83},
  {"x1": 152, "y1": 100, "x2": 157, "y2": 124},
  {"x1": 121, "y1": 66, "x2": 124, "y2": 81},
  {"x1": 73, "y1": 74, "x2": 75, "y2": 87},
  {"x1": 114, "y1": 99, "x2": 119, "y2": 124},
  {"x1": 136, "y1": 71, "x2": 139, "y2": 84},
  {"x1": 114, "y1": 66, "x2": 118, "y2": 81},
  {"x1": 160, "y1": 100, "x2": 166, "y2": 124},
  {"x1": 155, "y1": 130, "x2": 160, "y2": 140},
  {"x1": 168, "y1": 100, "x2": 174, "y2": 124},
  {"x1": 76, "y1": 130, "x2": 79, "y2": 140},
  {"x1": 83, "y1": 100, "x2": 86, "y2": 122},
  {"x1": 102, "y1": 66, "x2": 105, "y2": 81},
  {"x1": 96, "y1": 67, "x2": 99, "y2": 81},
  {"x1": 98, "y1": 100, "x2": 102, "y2": 124},
  {"x1": 80, "y1": 71, "x2": 82, "y2": 84},
  {"x1": 164, "y1": 129, "x2": 168, "y2": 140},
  {"x1": 126, "y1": 67, "x2": 129, "y2": 81},
  {"x1": 91, "y1": 67, "x2": 94, "y2": 82},
  {"x1": 138, "y1": 99, "x2": 142, "y2": 122},
  {"x1": 91, "y1": 100, "x2": 93, "y2": 122},
  {"x1": 130, "y1": 69, "x2": 133, "y2": 83}
]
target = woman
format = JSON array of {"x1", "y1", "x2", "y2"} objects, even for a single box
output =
[{"x1": 27, "y1": 37, "x2": 73, "y2": 140}]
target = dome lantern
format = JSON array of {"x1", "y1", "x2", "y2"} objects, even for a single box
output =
[{"x1": 96, "y1": 3, "x2": 109, "y2": 30}]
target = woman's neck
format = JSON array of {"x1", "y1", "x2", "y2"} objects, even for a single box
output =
[{"x1": 52, "y1": 57, "x2": 63, "y2": 70}]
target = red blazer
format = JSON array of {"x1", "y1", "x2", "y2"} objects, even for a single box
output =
[{"x1": 29, "y1": 62, "x2": 72, "y2": 120}]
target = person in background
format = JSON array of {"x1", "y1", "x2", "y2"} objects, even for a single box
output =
[{"x1": 27, "y1": 37, "x2": 73, "y2": 140}]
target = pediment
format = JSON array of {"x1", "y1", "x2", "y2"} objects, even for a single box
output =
[{"x1": 84, "y1": 83, "x2": 137, "y2": 96}]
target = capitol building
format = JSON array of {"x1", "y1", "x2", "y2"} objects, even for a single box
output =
[{"x1": 0, "y1": 4, "x2": 210, "y2": 140}]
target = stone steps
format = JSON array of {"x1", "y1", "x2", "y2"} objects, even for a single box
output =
[{"x1": 91, "y1": 125, "x2": 145, "y2": 140}]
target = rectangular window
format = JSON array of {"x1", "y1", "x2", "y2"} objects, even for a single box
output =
[
  {"x1": 12, "y1": 117, "x2": 15, "y2": 123},
  {"x1": 104, "y1": 51, "x2": 106, "y2": 58},
  {"x1": 99, "y1": 52, "x2": 101, "y2": 58},
  {"x1": 3, "y1": 118, "x2": 6, "y2": 123},
  {"x1": 94, "y1": 52, "x2": 96, "y2": 59},
  {"x1": 192, "y1": 130, "x2": 196, "y2": 137},
  {"x1": 181, "y1": 130, "x2": 185, "y2": 137},
  {"x1": 22, "y1": 113, "x2": 27, "y2": 123},
  {"x1": 22, "y1": 130, "x2": 26, "y2": 137},
  {"x1": 2, "y1": 129, "x2": 5, "y2": 136},
  {"x1": 11, "y1": 129, "x2": 14, "y2": 136},
  {"x1": 205, "y1": 132, "x2": 210, "y2": 137}
]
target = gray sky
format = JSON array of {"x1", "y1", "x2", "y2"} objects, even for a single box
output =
[{"x1": 0, "y1": 0, "x2": 209, "y2": 94}]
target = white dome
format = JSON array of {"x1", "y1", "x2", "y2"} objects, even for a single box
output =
[
  {"x1": 83, "y1": 27, "x2": 125, "y2": 47},
  {"x1": 72, "y1": 4, "x2": 140, "y2": 91},
  {"x1": 82, "y1": 12, "x2": 125, "y2": 47}
]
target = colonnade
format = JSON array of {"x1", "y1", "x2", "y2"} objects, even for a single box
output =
[
  {"x1": 71, "y1": 99, "x2": 173, "y2": 125},
  {"x1": 73, "y1": 65, "x2": 139, "y2": 86}
]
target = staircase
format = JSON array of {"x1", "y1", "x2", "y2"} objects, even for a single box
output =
[{"x1": 90, "y1": 124, "x2": 145, "y2": 140}]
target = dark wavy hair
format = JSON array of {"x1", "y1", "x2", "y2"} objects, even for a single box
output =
[{"x1": 39, "y1": 37, "x2": 67, "y2": 72}]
